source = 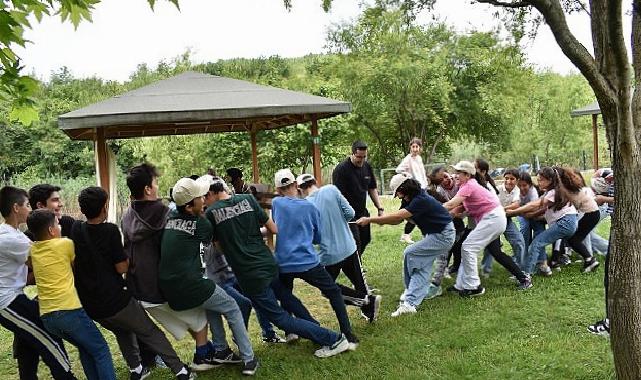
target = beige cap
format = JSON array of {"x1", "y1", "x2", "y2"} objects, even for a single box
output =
[
  {"x1": 274, "y1": 169, "x2": 296, "y2": 188},
  {"x1": 172, "y1": 177, "x2": 210, "y2": 206},
  {"x1": 296, "y1": 173, "x2": 316, "y2": 186},
  {"x1": 452, "y1": 161, "x2": 476, "y2": 176},
  {"x1": 198, "y1": 174, "x2": 230, "y2": 193},
  {"x1": 389, "y1": 173, "x2": 412, "y2": 195}
]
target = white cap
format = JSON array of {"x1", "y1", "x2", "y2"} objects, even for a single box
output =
[
  {"x1": 452, "y1": 161, "x2": 476, "y2": 175},
  {"x1": 274, "y1": 169, "x2": 296, "y2": 188},
  {"x1": 172, "y1": 178, "x2": 210, "y2": 206},
  {"x1": 198, "y1": 174, "x2": 230, "y2": 193},
  {"x1": 296, "y1": 173, "x2": 316, "y2": 186},
  {"x1": 389, "y1": 173, "x2": 412, "y2": 195}
]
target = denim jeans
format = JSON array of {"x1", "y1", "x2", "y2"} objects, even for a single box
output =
[
  {"x1": 279, "y1": 264, "x2": 353, "y2": 336},
  {"x1": 456, "y1": 207, "x2": 507, "y2": 290},
  {"x1": 214, "y1": 277, "x2": 276, "y2": 343},
  {"x1": 525, "y1": 214, "x2": 578, "y2": 274},
  {"x1": 403, "y1": 223, "x2": 455, "y2": 307},
  {"x1": 247, "y1": 278, "x2": 340, "y2": 347},
  {"x1": 518, "y1": 216, "x2": 546, "y2": 250},
  {"x1": 41, "y1": 308, "x2": 115, "y2": 380},
  {"x1": 587, "y1": 206, "x2": 610, "y2": 256},
  {"x1": 202, "y1": 286, "x2": 254, "y2": 362}
]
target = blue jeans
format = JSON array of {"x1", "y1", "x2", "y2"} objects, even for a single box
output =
[
  {"x1": 403, "y1": 223, "x2": 455, "y2": 307},
  {"x1": 41, "y1": 308, "x2": 114, "y2": 380},
  {"x1": 518, "y1": 216, "x2": 546, "y2": 250},
  {"x1": 202, "y1": 286, "x2": 254, "y2": 362},
  {"x1": 247, "y1": 278, "x2": 340, "y2": 346},
  {"x1": 214, "y1": 278, "x2": 277, "y2": 341},
  {"x1": 525, "y1": 214, "x2": 578, "y2": 274},
  {"x1": 279, "y1": 264, "x2": 353, "y2": 336}
]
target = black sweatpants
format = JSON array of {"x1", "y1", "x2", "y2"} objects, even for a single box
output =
[
  {"x1": 567, "y1": 210, "x2": 600, "y2": 260},
  {"x1": 349, "y1": 221, "x2": 371, "y2": 257},
  {"x1": 325, "y1": 252, "x2": 369, "y2": 307},
  {"x1": 0, "y1": 295, "x2": 75, "y2": 380},
  {"x1": 486, "y1": 238, "x2": 527, "y2": 282}
]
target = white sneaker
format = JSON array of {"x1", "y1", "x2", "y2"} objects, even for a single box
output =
[
  {"x1": 285, "y1": 333, "x2": 299, "y2": 343},
  {"x1": 399, "y1": 291, "x2": 407, "y2": 302},
  {"x1": 314, "y1": 334, "x2": 350, "y2": 358},
  {"x1": 391, "y1": 302, "x2": 417, "y2": 317},
  {"x1": 400, "y1": 234, "x2": 415, "y2": 244}
]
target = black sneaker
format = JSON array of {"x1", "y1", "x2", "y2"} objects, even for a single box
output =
[
  {"x1": 176, "y1": 367, "x2": 196, "y2": 380},
  {"x1": 559, "y1": 254, "x2": 572, "y2": 266},
  {"x1": 446, "y1": 285, "x2": 461, "y2": 293},
  {"x1": 262, "y1": 334, "x2": 286, "y2": 343},
  {"x1": 212, "y1": 348, "x2": 242, "y2": 364},
  {"x1": 130, "y1": 366, "x2": 151, "y2": 380},
  {"x1": 242, "y1": 358, "x2": 259, "y2": 376},
  {"x1": 459, "y1": 286, "x2": 485, "y2": 298},
  {"x1": 360, "y1": 294, "x2": 381, "y2": 323},
  {"x1": 587, "y1": 318, "x2": 610, "y2": 337},
  {"x1": 583, "y1": 257, "x2": 600, "y2": 273},
  {"x1": 191, "y1": 352, "x2": 220, "y2": 371}
]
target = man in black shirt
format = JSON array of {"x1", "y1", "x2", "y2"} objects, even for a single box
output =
[
  {"x1": 71, "y1": 186, "x2": 193, "y2": 380},
  {"x1": 28, "y1": 184, "x2": 75, "y2": 237},
  {"x1": 332, "y1": 141, "x2": 385, "y2": 257}
]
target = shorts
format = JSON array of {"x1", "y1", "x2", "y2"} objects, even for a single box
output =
[{"x1": 141, "y1": 302, "x2": 207, "y2": 340}]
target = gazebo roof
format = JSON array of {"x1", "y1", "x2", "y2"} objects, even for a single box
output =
[
  {"x1": 59, "y1": 71, "x2": 351, "y2": 140},
  {"x1": 570, "y1": 101, "x2": 600, "y2": 117}
]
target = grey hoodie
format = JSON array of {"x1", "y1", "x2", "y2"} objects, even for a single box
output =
[{"x1": 121, "y1": 200, "x2": 170, "y2": 304}]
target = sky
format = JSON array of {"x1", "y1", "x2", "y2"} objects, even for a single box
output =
[{"x1": 16, "y1": 0, "x2": 601, "y2": 82}]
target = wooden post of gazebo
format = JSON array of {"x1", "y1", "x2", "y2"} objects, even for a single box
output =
[
  {"x1": 311, "y1": 117, "x2": 322, "y2": 184},
  {"x1": 250, "y1": 127, "x2": 260, "y2": 183},
  {"x1": 592, "y1": 114, "x2": 599, "y2": 169},
  {"x1": 95, "y1": 128, "x2": 110, "y2": 191}
]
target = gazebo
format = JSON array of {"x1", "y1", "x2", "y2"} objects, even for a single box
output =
[
  {"x1": 58, "y1": 71, "x2": 351, "y2": 221},
  {"x1": 570, "y1": 100, "x2": 601, "y2": 169}
]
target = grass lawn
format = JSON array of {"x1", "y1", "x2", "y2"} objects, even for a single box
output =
[{"x1": 0, "y1": 198, "x2": 614, "y2": 379}]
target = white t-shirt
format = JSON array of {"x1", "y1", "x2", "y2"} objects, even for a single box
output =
[
  {"x1": 543, "y1": 190, "x2": 577, "y2": 223},
  {"x1": 0, "y1": 224, "x2": 31, "y2": 309},
  {"x1": 396, "y1": 154, "x2": 428, "y2": 189},
  {"x1": 497, "y1": 184, "x2": 520, "y2": 208},
  {"x1": 570, "y1": 187, "x2": 599, "y2": 214}
]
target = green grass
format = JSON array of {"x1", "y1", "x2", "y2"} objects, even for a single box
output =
[{"x1": 0, "y1": 198, "x2": 614, "y2": 379}]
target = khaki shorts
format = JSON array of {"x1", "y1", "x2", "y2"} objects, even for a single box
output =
[{"x1": 141, "y1": 302, "x2": 207, "y2": 340}]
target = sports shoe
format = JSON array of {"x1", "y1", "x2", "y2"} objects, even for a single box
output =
[
  {"x1": 537, "y1": 264, "x2": 552, "y2": 277},
  {"x1": 425, "y1": 284, "x2": 443, "y2": 300},
  {"x1": 262, "y1": 334, "x2": 286, "y2": 344},
  {"x1": 587, "y1": 318, "x2": 610, "y2": 337},
  {"x1": 176, "y1": 367, "x2": 196, "y2": 380},
  {"x1": 549, "y1": 260, "x2": 561, "y2": 271},
  {"x1": 242, "y1": 358, "x2": 259, "y2": 376},
  {"x1": 399, "y1": 291, "x2": 407, "y2": 302},
  {"x1": 360, "y1": 294, "x2": 382, "y2": 323},
  {"x1": 400, "y1": 234, "x2": 415, "y2": 244},
  {"x1": 391, "y1": 302, "x2": 417, "y2": 317},
  {"x1": 583, "y1": 257, "x2": 600, "y2": 273},
  {"x1": 345, "y1": 332, "x2": 359, "y2": 351},
  {"x1": 212, "y1": 348, "x2": 242, "y2": 364},
  {"x1": 314, "y1": 334, "x2": 350, "y2": 358},
  {"x1": 459, "y1": 286, "x2": 485, "y2": 298},
  {"x1": 285, "y1": 333, "x2": 299, "y2": 343},
  {"x1": 191, "y1": 352, "x2": 220, "y2": 371},
  {"x1": 130, "y1": 366, "x2": 151, "y2": 380},
  {"x1": 517, "y1": 275, "x2": 533, "y2": 290},
  {"x1": 559, "y1": 254, "x2": 572, "y2": 266},
  {"x1": 446, "y1": 285, "x2": 461, "y2": 293}
]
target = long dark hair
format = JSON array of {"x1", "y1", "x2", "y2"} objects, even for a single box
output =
[
  {"x1": 475, "y1": 158, "x2": 499, "y2": 194},
  {"x1": 518, "y1": 171, "x2": 542, "y2": 196},
  {"x1": 538, "y1": 167, "x2": 569, "y2": 211},
  {"x1": 557, "y1": 167, "x2": 585, "y2": 194},
  {"x1": 397, "y1": 178, "x2": 422, "y2": 200}
]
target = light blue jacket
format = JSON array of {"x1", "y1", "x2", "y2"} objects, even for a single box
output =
[{"x1": 306, "y1": 185, "x2": 357, "y2": 266}]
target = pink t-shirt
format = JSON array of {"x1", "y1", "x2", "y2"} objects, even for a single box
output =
[
  {"x1": 543, "y1": 189, "x2": 577, "y2": 223},
  {"x1": 457, "y1": 179, "x2": 500, "y2": 223}
]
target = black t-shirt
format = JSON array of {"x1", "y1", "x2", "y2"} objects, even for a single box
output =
[
  {"x1": 332, "y1": 157, "x2": 377, "y2": 218},
  {"x1": 404, "y1": 190, "x2": 453, "y2": 235},
  {"x1": 70, "y1": 221, "x2": 131, "y2": 319}
]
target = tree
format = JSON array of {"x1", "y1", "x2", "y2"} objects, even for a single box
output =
[{"x1": 456, "y1": 0, "x2": 638, "y2": 377}]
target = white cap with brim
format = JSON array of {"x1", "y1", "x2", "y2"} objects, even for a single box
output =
[
  {"x1": 198, "y1": 174, "x2": 230, "y2": 193},
  {"x1": 275, "y1": 169, "x2": 296, "y2": 188},
  {"x1": 452, "y1": 161, "x2": 476, "y2": 176},
  {"x1": 172, "y1": 177, "x2": 210, "y2": 206},
  {"x1": 296, "y1": 173, "x2": 316, "y2": 186},
  {"x1": 389, "y1": 173, "x2": 412, "y2": 195}
]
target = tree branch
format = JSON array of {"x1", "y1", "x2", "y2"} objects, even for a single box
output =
[
  {"x1": 475, "y1": 0, "x2": 532, "y2": 8},
  {"x1": 606, "y1": 0, "x2": 631, "y2": 85}
]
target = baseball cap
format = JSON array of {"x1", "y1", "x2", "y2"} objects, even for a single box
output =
[
  {"x1": 296, "y1": 173, "x2": 316, "y2": 186},
  {"x1": 172, "y1": 177, "x2": 210, "y2": 206},
  {"x1": 452, "y1": 161, "x2": 476, "y2": 176},
  {"x1": 389, "y1": 173, "x2": 412, "y2": 195},
  {"x1": 198, "y1": 174, "x2": 230, "y2": 193},
  {"x1": 274, "y1": 169, "x2": 296, "y2": 188}
]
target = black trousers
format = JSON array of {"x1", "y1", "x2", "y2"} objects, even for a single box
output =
[
  {"x1": 349, "y1": 221, "x2": 371, "y2": 257},
  {"x1": 486, "y1": 238, "x2": 527, "y2": 282},
  {"x1": 567, "y1": 210, "x2": 601, "y2": 260},
  {"x1": 325, "y1": 252, "x2": 369, "y2": 307}
]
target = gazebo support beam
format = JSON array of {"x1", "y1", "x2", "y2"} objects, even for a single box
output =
[
  {"x1": 311, "y1": 117, "x2": 322, "y2": 184},
  {"x1": 592, "y1": 114, "x2": 599, "y2": 170},
  {"x1": 250, "y1": 129, "x2": 259, "y2": 183},
  {"x1": 95, "y1": 128, "x2": 110, "y2": 192}
]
